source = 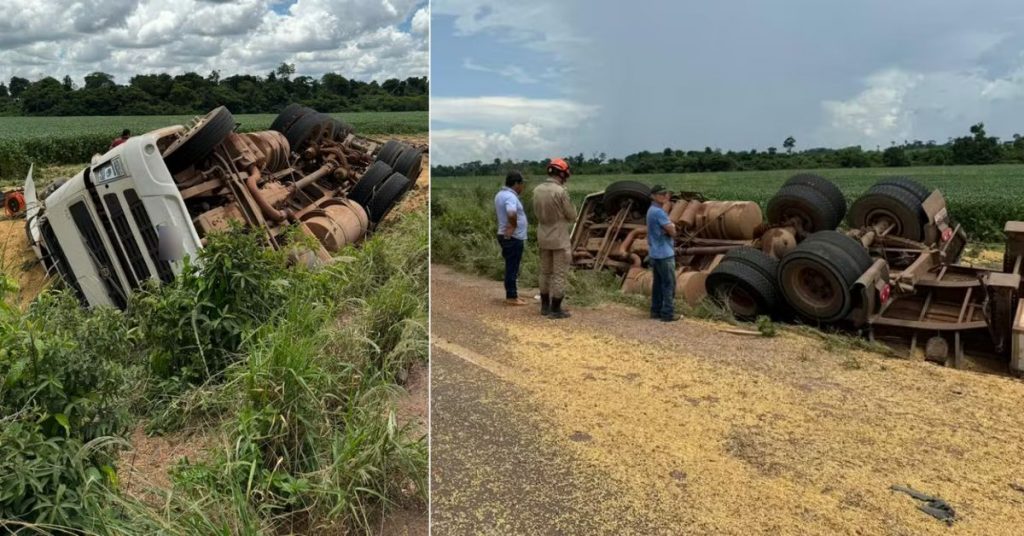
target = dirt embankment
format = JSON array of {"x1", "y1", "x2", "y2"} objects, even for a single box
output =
[
  {"x1": 0, "y1": 218, "x2": 47, "y2": 307},
  {"x1": 431, "y1": 264, "x2": 1024, "y2": 535}
]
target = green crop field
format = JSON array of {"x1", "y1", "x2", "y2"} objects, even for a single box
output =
[
  {"x1": 0, "y1": 111, "x2": 427, "y2": 181},
  {"x1": 433, "y1": 165, "x2": 1024, "y2": 242},
  {"x1": 0, "y1": 111, "x2": 426, "y2": 138}
]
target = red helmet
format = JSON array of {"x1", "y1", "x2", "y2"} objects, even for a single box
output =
[{"x1": 547, "y1": 157, "x2": 571, "y2": 178}]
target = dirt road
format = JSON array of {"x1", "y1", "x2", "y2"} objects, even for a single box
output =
[{"x1": 430, "y1": 265, "x2": 1024, "y2": 535}]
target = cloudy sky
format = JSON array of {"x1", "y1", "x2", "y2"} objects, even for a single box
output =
[
  {"x1": 432, "y1": 0, "x2": 1024, "y2": 165},
  {"x1": 0, "y1": 0, "x2": 428, "y2": 86}
]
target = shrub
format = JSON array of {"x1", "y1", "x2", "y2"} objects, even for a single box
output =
[
  {"x1": 0, "y1": 282, "x2": 137, "y2": 526},
  {"x1": 130, "y1": 226, "x2": 292, "y2": 385}
]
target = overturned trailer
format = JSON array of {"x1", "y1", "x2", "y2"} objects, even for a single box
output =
[
  {"x1": 25, "y1": 104, "x2": 424, "y2": 309},
  {"x1": 571, "y1": 175, "x2": 1024, "y2": 376}
]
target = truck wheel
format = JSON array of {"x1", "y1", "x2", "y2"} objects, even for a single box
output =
[
  {"x1": 803, "y1": 230, "x2": 873, "y2": 274},
  {"x1": 285, "y1": 112, "x2": 330, "y2": 152},
  {"x1": 777, "y1": 237, "x2": 865, "y2": 323},
  {"x1": 872, "y1": 177, "x2": 931, "y2": 203},
  {"x1": 706, "y1": 260, "x2": 778, "y2": 320},
  {"x1": 331, "y1": 118, "x2": 353, "y2": 141},
  {"x1": 270, "y1": 103, "x2": 310, "y2": 133},
  {"x1": 349, "y1": 161, "x2": 393, "y2": 207},
  {"x1": 40, "y1": 179, "x2": 66, "y2": 199},
  {"x1": 847, "y1": 185, "x2": 925, "y2": 241},
  {"x1": 367, "y1": 172, "x2": 411, "y2": 224},
  {"x1": 163, "y1": 106, "x2": 236, "y2": 175},
  {"x1": 376, "y1": 140, "x2": 405, "y2": 166},
  {"x1": 603, "y1": 180, "x2": 651, "y2": 213},
  {"x1": 722, "y1": 246, "x2": 779, "y2": 283},
  {"x1": 784, "y1": 173, "x2": 846, "y2": 222},
  {"x1": 392, "y1": 147, "x2": 424, "y2": 181},
  {"x1": 766, "y1": 183, "x2": 840, "y2": 232}
]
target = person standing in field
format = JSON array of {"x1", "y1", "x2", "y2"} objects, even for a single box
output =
[
  {"x1": 647, "y1": 185, "x2": 680, "y2": 321},
  {"x1": 532, "y1": 158, "x2": 577, "y2": 319},
  {"x1": 109, "y1": 129, "x2": 131, "y2": 149},
  {"x1": 495, "y1": 171, "x2": 529, "y2": 306}
]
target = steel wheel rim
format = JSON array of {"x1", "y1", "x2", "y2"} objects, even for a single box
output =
[
  {"x1": 864, "y1": 207, "x2": 903, "y2": 236},
  {"x1": 782, "y1": 258, "x2": 846, "y2": 320},
  {"x1": 725, "y1": 285, "x2": 758, "y2": 318}
]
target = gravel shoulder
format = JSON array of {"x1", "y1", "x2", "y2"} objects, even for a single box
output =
[{"x1": 431, "y1": 264, "x2": 1024, "y2": 535}]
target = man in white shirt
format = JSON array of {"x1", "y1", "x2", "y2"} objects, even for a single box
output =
[{"x1": 495, "y1": 171, "x2": 529, "y2": 305}]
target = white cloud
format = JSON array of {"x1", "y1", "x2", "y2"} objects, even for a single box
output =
[
  {"x1": 431, "y1": 95, "x2": 599, "y2": 164},
  {"x1": 463, "y1": 58, "x2": 537, "y2": 84},
  {"x1": 433, "y1": 96, "x2": 597, "y2": 129},
  {"x1": 820, "y1": 64, "x2": 1024, "y2": 146},
  {"x1": 0, "y1": 0, "x2": 427, "y2": 86},
  {"x1": 431, "y1": 0, "x2": 584, "y2": 58},
  {"x1": 410, "y1": 6, "x2": 429, "y2": 35},
  {"x1": 822, "y1": 69, "x2": 920, "y2": 144}
]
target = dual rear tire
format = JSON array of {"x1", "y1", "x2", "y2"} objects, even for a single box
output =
[
  {"x1": 776, "y1": 231, "x2": 872, "y2": 323},
  {"x1": 348, "y1": 161, "x2": 412, "y2": 225},
  {"x1": 847, "y1": 177, "x2": 932, "y2": 241},
  {"x1": 270, "y1": 103, "x2": 355, "y2": 152},
  {"x1": 705, "y1": 247, "x2": 781, "y2": 321},
  {"x1": 376, "y1": 140, "x2": 424, "y2": 180},
  {"x1": 766, "y1": 174, "x2": 845, "y2": 233},
  {"x1": 707, "y1": 232, "x2": 873, "y2": 324}
]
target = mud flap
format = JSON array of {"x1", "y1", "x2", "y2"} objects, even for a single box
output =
[
  {"x1": 851, "y1": 259, "x2": 890, "y2": 327},
  {"x1": 921, "y1": 190, "x2": 966, "y2": 261},
  {"x1": 1011, "y1": 300, "x2": 1024, "y2": 375},
  {"x1": 1003, "y1": 221, "x2": 1024, "y2": 276},
  {"x1": 983, "y1": 272, "x2": 1020, "y2": 355}
]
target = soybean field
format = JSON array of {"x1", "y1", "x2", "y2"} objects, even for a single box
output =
[
  {"x1": 0, "y1": 111, "x2": 427, "y2": 180},
  {"x1": 433, "y1": 165, "x2": 1024, "y2": 242}
]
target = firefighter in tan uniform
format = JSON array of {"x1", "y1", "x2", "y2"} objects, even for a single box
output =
[{"x1": 532, "y1": 158, "x2": 577, "y2": 319}]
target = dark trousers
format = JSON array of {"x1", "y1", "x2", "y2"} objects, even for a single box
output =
[
  {"x1": 650, "y1": 257, "x2": 676, "y2": 319},
  {"x1": 498, "y1": 236, "x2": 525, "y2": 299}
]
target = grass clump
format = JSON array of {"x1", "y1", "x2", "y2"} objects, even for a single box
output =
[
  {"x1": 756, "y1": 316, "x2": 777, "y2": 337},
  {"x1": 1, "y1": 209, "x2": 427, "y2": 534}
]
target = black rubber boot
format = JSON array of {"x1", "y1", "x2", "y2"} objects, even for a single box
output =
[
  {"x1": 540, "y1": 294, "x2": 551, "y2": 316},
  {"x1": 548, "y1": 297, "x2": 571, "y2": 319}
]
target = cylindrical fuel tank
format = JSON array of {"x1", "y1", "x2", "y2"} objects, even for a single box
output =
[
  {"x1": 303, "y1": 199, "x2": 369, "y2": 252},
  {"x1": 668, "y1": 199, "x2": 689, "y2": 222},
  {"x1": 621, "y1": 267, "x2": 709, "y2": 306},
  {"x1": 695, "y1": 201, "x2": 762, "y2": 240},
  {"x1": 677, "y1": 271, "x2": 709, "y2": 305}
]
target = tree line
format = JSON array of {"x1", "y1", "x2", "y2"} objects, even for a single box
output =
[
  {"x1": 0, "y1": 63, "x2": 427, "y2": 116},
  {"x1": 432, "y1": 123, "x2": 1024, "y2": 176}
]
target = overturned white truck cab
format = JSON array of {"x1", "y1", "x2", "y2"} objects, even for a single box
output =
[{"x1": 25, "y1": 105, "x2": 423, "y2": 308}]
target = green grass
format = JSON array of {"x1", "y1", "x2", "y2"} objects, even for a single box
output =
[
  {"x1": 0, "y1": 112, "x2": 427, "y2": 139},
  {"x1": 0, "y1": 111, "x2": 427, "y2": 181},
  {"x1": 434, "y1": 165, "x2": 1024, "y2": 242},
  {"x1": 0, "y1": 209, "x2": 428, "y2": 534}
]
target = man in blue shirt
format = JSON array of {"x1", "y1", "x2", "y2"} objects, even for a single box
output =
[
  {"x1": 646, "y1": 185, "x2": 679, "y2": 321},
  {"x1": 495, "y1": 171, "x2": 529, "y2": 305}
]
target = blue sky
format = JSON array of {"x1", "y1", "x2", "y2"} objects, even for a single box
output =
[
  {"x1": 431, "y1": 0, "x2": 1024, "y2": 166},
  {"x1": 431, "y1": 15, "x2": 560, "y2": 104},
  {"x1": 270, "y1": 0, "x2": 295, "y2": 15}
]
